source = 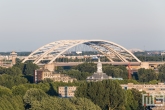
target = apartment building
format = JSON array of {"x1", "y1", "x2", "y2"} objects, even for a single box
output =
[
  {"x1": 34, "y1": 63, "x2": 77, "y2": 83},
  {"x1": 58, "y1": 86, "x2": 77, "y2": 98},
  {"x1": 121, "y1": 83, "x2": 165, "y2": 94},
  {"x1": 34, "y1": 69, "x2": 76, "y2": 83}
]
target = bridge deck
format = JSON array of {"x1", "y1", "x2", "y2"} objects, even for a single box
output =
[{"x1": 53, "y1": 62, "x2": 141, "y2": 66}]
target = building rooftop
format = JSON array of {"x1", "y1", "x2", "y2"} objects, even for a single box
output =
[{"x1": 87, "y1": 72, "x2": 109, "y2": 80}]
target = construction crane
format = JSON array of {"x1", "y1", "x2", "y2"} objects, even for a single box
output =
[{"x1": 128, "y1": 62, "x2": 131, "y2": 79}]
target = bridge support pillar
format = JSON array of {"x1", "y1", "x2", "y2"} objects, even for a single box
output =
[{"x1": 140, "y1": 62, "x2": 149, "y2": 69}]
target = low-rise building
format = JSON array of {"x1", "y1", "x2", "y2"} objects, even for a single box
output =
[
  {"x1": 0, "y1": 51, "x2": 17, "y2": 67},
  {"x1": 34, "y1": 69, "x2": 76, "y2": 83},
  {"x1": 121, "y1": 83, "x2": 165, "y2": 94},
  {"x1": 58, "y1": 86, "x2": 77, "y2": 98},
  {"x1": 34, "y1": 64, "x2": 76, "y2": 83}
]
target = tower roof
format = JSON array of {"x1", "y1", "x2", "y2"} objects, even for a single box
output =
[{"x1": 10, "y1": 51, "x2": 17, "y2": 55}]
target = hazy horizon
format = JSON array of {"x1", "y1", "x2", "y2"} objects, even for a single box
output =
[{"x1": 0, "y1": 0, "x2": 165, "y2": 51}]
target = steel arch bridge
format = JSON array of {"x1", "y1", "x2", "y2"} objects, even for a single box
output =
[{"x1": 22, "y1": 40, "x2": 141, "y2": 64}]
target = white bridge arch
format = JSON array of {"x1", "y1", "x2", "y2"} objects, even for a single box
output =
[{"x1": 22, "y1": 40, "x2": 141, "y2": 64}]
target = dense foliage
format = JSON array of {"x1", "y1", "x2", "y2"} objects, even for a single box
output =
[
  {"x1": 61, "y1": 63, "x2": 128, "y2": 80},
  {"x1": 73, "y1": 62, "x2": 97, "y2": 73},
  {"x1": 0, "y1": 84, "x2": 101, "y2": 110},
  {"x1": 0, "y1": 62, "x2": 165, "y2": 109},
  {"x1": 0, "y1": 78, "x2": 144, "y2": 110},
  {"x1": 158, "y1": 64, "x2": 165, "y2": 82},
  {"x1": 136, "y1": 68, "x2": 157, "y2": 82},
  {"x1": 76, "y1": 80, "x2": 125, "y2": 110},
  {"x1": 0, "y1": 52, "x2": 31, "y2": 56},
  {"x1": 103, "y1": 65, "x2": 128, "y2": 79},
  {"x1": 63, "y1": 69, "x2": 93, "y2": 80},
  {"x1": 137, "y1": 55, "x2": 163, "y2": 61},
  {"x1": 134, "y1": 52, "x2": 165, "y2": 61},
  {"x1": 61, "y1": 62, "x2": 163, "y2": 83},
  {"x1": 0, "y1": 74, "x2": 27, "y2": 89}
]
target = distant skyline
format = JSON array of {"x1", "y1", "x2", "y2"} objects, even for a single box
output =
[{"x1": 0, "y1": 0, "x2": 165, "y2": 51}]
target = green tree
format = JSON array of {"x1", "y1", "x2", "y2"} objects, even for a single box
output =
[
  {"x1": 0, "y1": 66, "x2": 22, "y2": 76},
  {"x1": 0, "y1": 74, "x2": 27, "y2": 89},
  {"x1": 131, "y1": 89, "x2": 144, "y2": 110},
  {"x1": 69, "y1": 97, "x2": 101, "y2": 110},
  {"x1": 159, "y1": 64, "x2": 165, "y2": 73},
  {"x1": 103, "y1": 65, "x2": 128, "y2": 79},
  {"x1": 117, "y1": 79, "x2": 139, "y2": 84},
  {"x1": 23, "y1": 88, "x2": 48, "y2": 109},
  {"x1": 76, "y1": 80, "x2": 125, "y2": 110},
  {"x1": 138, "y1": 68, "x2": 157, "y2": 82},
  {"x1": 73, "y1": 62, "x2": 96, "y2": 73},
  {"x1": 13, "y1": 61, "x2": 25, "y2": 73},
  {"x1": 124, "y1": 90, "x2": 138, "y2": 110},
  {"x1": 0, "y1": 86, "x2": 12, "y2": 97},
  {"x1": 12, "y1": 85, "x2": 28, "y2": 96},
  {"x1": 63, "y1": 69, "x2": 93, "y2": 80},
  {"x1": 24, "y1": 62, "x2": 39, "y2": 75},
  {"x1": 148, "y1": 80, "x2": 159, "y2": 84},
  {"x1": 158, "y1": 64, "x2": 165, "y2": 82},
  {"x1": 0, "y1": 95, "x2": 24, "y2": 110},
  {"x1": 28, "y1": 97, "x2": 101, "y2": 110}
]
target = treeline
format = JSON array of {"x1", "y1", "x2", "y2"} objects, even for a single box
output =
[
  {"x1": 62, "y1": 63, "x2": 96, "y2": 80},
  {"x1": 60, "y1": 62, "x2": 165, "y2": 83},
  {"x1": 0, "y1": 60, "x2": 39, "y2": 83},
  {"x1": 137, "y1": 55, "x2": 164, "y2": 61},
  {"x1": 0, "y1": 61, "x2": 101, "y2": 110},
  {"x1": 0, "y1": 60, "x2": 145, "y2": 110},
  {"x1": 131, "y1": 51, "x2": 165, "y2": 61},
  {"x1": 0, "y1": 61, "x2": 165, "y2": 109},
  {"x1": 132, "y1": 64, "x2": 165, "y2": 83},
  {"x1": 0, "y1": 52, "x2": 31, "y2": 56},
  {"x1": 59, "y1": 63, "x2": 128, "y2": 80},
  {"x1": 0, "y1": 83, "x2": 101, "y2": 110},
  {"x1": 76, "y1": 80, "x2": 144, "y2": 110},
  {"x1": 0, "y1": 77, "x2": 144, "y2": 110}
]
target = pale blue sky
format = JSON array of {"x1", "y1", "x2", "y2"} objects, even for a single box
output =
[{"x1": 0, "y1": 0, "x2": 165, "y2": 51}]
